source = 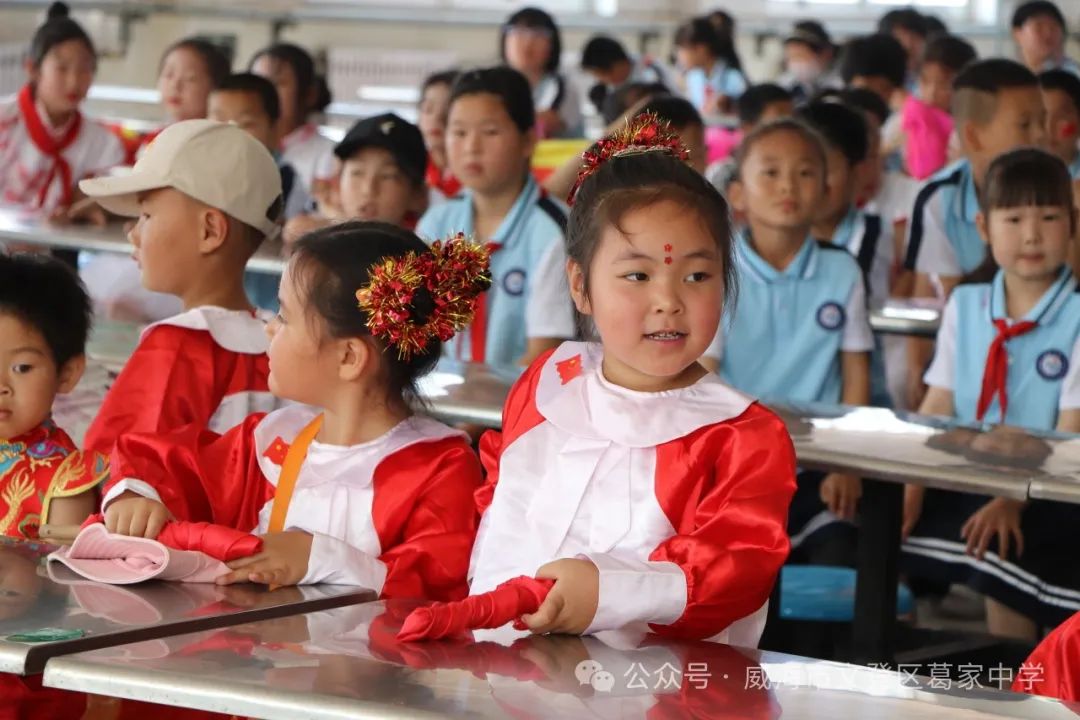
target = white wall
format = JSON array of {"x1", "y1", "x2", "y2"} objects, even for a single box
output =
[{"x1": 6, "y1": 1, "x2": 1080, "y2": 90}]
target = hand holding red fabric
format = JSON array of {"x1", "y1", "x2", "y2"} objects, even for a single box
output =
[
  {"x1": 83, "y1": 513, "x2": 262, "y2": 561},
  {"x1": 397, "y1": 576, "x2": 554, "y2": 642}
]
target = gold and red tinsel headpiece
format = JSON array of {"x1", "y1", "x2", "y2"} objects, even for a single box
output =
[
  {"x1": 356, "y1": 233, "x2": 491, "y2": 360},
  {"x1": 567, "y1": 112, "x2": 691, "y2": 206}
]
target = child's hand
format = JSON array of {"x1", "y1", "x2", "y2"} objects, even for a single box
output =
[
  {"x1": 961, "y1": 498, "x2": 1025, "y2": 560},
  {"x1": 217, "y1": 531, "x2": 313, "y2": 586},
  {"x1": 820, "y1": 473, "x2": 862, "y2": 521},
  {"x1": 521, "y1": 558, "x2": 599, "y2": 635},
  {"x1": 104, "y1": 492, "x2": 172, "y2": 538},
  {"x1": 902, "y1": 485, "x2": 925, "y2": 540}
]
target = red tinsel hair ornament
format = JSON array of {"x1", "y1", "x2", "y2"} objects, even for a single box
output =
[
  {"x1": 355, "y1": 233, "x2": 492, "y2": 360},
  {"x1": 566, "y1": 111, "x2": 692, "y2": 206}
]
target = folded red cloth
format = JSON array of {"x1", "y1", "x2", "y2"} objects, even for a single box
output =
[
  {"x1": 397, "y1": 576, "x2": 555, "y2": 642},
  {"x1": 82, "y1": 514, "x2": 261, "y2": 562}
]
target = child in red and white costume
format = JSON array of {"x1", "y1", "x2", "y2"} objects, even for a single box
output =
[
  {"x1": 99, "y1": 224, "x2": 487, "y2": 598},
  {"x1": 0, "y1": 3, "x2": 124, "y2": 216},
  {"x1": 78, "y1": 120, "x2": 287, "y2": 455},
  {"x1": 470, "y1": 116, "x2": 797, "y2": 643}
]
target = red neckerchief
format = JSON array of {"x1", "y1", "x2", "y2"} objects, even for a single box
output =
[
  {"x1": 17, "y1": 84, "x2": 82, "y2": 208},
  {"x1": 426, "y1": 158, "x2": 462, "y2": 198},
  {"x1": 469, "y1": 242, "x2": 501, "y2": 363},
  {"x1": 976, "y1": 318, "x2": 1038, "y2": 421}
]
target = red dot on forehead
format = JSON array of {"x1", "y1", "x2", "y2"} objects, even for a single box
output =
[{"x1": 663, "y1": 244, "x2": 673, "y2": 252}]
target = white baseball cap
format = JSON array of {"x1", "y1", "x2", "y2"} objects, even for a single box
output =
[{"x1": 80, "y1": 119, "x2": 284, "y2": 238}]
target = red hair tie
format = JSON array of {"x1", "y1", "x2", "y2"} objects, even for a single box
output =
[
  {"x1": 566, "y1": 111, "x2": 691, "y2": 206},
  {"x1": 356, "y1": 233, "x2": 492, "y2": 360}
]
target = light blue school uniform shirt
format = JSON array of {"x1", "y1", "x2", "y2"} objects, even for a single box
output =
[
  {"x1": 415, "y1": 174, "x2": 575, "y2": 366},
  {"x1": 903, "y1": 159, "x2": 987, "y2": 278},
  {"x1": 925, "y1": 267, "x2": 1080, "y2": 429},
  {"x1": 829, "y1": 205, "x2": 893, "y2": 306},
  {"x1": 685, "y1": 61, "x2": 747, "y2": 111},
  {"x1": 829, "y1": 205, "x2": 895, "y2": 407},
  {"x1": 705, "y1": 232, "x2": 874, "y2": 404},
  {"x1": 1044, "y1": 56, "x2": 1080, "y2": 78}
]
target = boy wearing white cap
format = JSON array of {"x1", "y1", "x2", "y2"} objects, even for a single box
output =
[{"x1": 81, "y1": 119, "x2": 285, "y2": 457}]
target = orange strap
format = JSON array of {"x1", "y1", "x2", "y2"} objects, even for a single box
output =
[{"x1": 267, "y1": 414, "x2": 323, "y2": 533}]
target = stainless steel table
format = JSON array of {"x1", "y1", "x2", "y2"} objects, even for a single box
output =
[
  {"x1": 770, "y1": 402, "x2": 1080, "y2": 665},
  {"x1": 415, "y1": 362, "x2": 522, "y2": 427},
  {"x1": 869, "y1": 300, "x2": 942, "y2": 338},
  {"x1": 0, "y1": 211, "x2": 287, "y2": 275},
  {"x1": 0, "y1": 538, "x2": 374, "y2": 674},
  {"x1": 43, "y1": 599, "x2": 1077, "y2": 720}
]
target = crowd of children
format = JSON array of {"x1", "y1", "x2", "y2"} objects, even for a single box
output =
[{"x1": 8, "y1": 0, "x2": 1080, "y2": 703}]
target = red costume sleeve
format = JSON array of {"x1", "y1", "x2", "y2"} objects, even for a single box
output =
[
  {"x1": 1014, "y1": 611, "x2": 1080, "y2": 702},
  {"x1": 85, "y1": 326, "x2": 219, "y2": 455},
  {"x1": 643, "y1": 404, "x2": 796, "y2": 641},
  {"x1": 106, "y1": 413, "x2": 270, "y2": 531},
  {"x1": 370, "y1": 438, "x2": 483, "y2": 602}
]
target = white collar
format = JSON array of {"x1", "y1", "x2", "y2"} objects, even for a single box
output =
[
  {"x1": 535, "y1": 342, "x2": 755, "y2": 448},
  {"x1": 145, "y1": 306, "x2": 273, "y2": 355}
]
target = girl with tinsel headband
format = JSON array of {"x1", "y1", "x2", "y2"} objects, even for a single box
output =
[
  {"x1": 99, "y1": 222, "x2": 490, "y2": 600},
  {"x1": 466, "y1": 113, "x2": 796, "y2": 644}
]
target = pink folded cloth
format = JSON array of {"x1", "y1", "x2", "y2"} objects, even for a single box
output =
[{"x1": 47, "y1": 523, "x2": 232, "y2": 584}]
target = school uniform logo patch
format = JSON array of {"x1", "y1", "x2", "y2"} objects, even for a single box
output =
[
  {"x1": 502, "y1": 269, "x2": 527, "y2": 296},
  {"x1": 1036, "y1": 349, "x2": 1069, "y2": 380},
  {"x1": 816, "y1": 302, "x2": 846, "y2": 331}
]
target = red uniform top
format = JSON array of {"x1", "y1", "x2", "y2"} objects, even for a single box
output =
[
  {"x1": 471, "y1": 342, "x2": 797, "y2": 643},
  {"x1": 104, "y1": 406, "x2": 482, "y2": 601},
  {"x1": 85, "y1": 307, "x2": 278, "y2": 455}
]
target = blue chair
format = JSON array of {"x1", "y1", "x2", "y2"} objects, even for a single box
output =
[{"x1": 780, "y1": 565, "x2": 914, "y2": 622}]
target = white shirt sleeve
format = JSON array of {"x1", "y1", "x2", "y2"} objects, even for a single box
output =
[
  {"x1": 101, "y1": 478, "x2": 162, "y2": 510},
  {"x1": 912, "y1": 192, "x2": 961, "y2": 277},
  {"x1": 299, "y1": 532, "x2": 389, "y2": 589},
  {"x1": 581, "y1": 552, "x2": 687, "y2": 633},
  {"x1": 82, "y1": 124, "x2": 126, "y2": 177},
  {"x1": 841, "y1": 275, "x2": 874, "y2": 352},
  {"x1": 525, "y1": 239, "x2": 575, "y2": 340},
  {"x1": 923, "y1": 293, "x2": 959, "y2": 390},
  {"x1": 1058, "y1": 334, "x2": 1080, "y2": 410}
]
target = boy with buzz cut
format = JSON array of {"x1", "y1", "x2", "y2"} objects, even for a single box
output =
[
  {"x1": 904, "y1": 60, "x2": 1047, "y2": 295},
  {"x1": 903, "y1": 59, "x2": 1046, "y2": 405},
  {"x1": 79, "y1": 119, "x2": 285, "y2": 456}
]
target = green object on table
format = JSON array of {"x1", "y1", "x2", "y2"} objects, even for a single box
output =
[{"x1": 6, "y1": 628, "x2": 86, "y2": 643}]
